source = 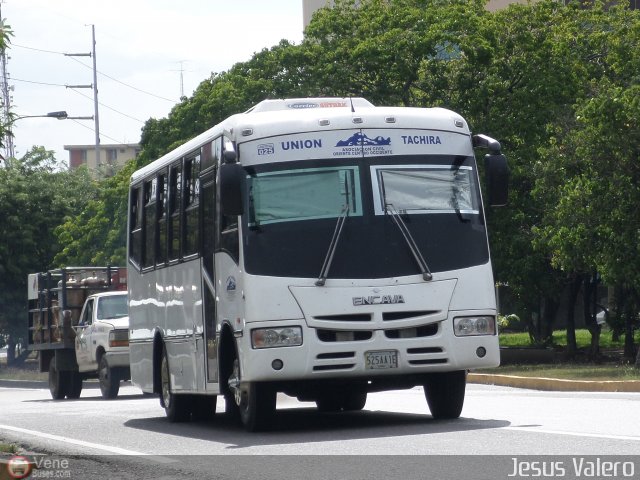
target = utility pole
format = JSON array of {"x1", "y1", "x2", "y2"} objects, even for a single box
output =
[
  {"x1": 65, "y1": 25, "x2": 100, "y2": 169},
  {"x1": 91, "y1": 25, "x2": 100, "y2": 169}
]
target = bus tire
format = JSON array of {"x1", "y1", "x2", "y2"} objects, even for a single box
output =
[
  {"x1": 66, "y1": 371, "x2": 83, "y2": 399},
  {"x1": 160, "y1": 346, "x2": 191, "y2": 422},
  {"x1": 239, "y1": 382, "x2": 276, "y2": 432},
  {"x1": 315, "y1": 394, "x2": 342, "y2": 412},
  {"x1": 99, "y1": 355, "x2": 120, "y2": 399},
  {"x1": 423, "y1": 370, "x2": 466, "y2": 419},
  {"x1": 342, "y1": 391, "x2": 367, "y2": 411},
  {"x1": 228, "y1": 357, "x2": 276, "y2": 431},
  {"x1": 48, "y1": 359, "x2": 68, "y2": 400}
]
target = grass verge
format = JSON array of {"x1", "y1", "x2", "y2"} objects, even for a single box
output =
[
  {"x1": 479, "y1": 363, "x2": 640, "y2": 381},
  {"x1": 499, "y1": 328, "x2": 640, "y2": 349},
  {"x1": 0, "y1": 443, "x2": 18, "y2": 454}
]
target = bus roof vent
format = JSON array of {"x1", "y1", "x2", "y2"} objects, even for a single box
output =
[{"x1": 248, "y1": 97, "x2": 374, "y2": 113}]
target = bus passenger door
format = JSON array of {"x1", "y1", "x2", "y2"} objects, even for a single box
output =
[{"x1": 201, "y1": 171, "x2": 218, "y2": 383}]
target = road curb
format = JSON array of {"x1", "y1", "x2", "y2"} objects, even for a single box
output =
[{"x1": 468, "y1": 373, "x2": 640, "y2": 392}]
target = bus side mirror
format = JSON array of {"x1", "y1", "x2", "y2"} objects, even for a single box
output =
[
  {"x1": 220, "y1": 162, "x2": 245, "y2": 216},
  {"x1": 484, "y1": 153, "x2": 509, "y2": 207}
]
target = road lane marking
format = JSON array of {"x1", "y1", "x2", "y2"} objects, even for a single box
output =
[
  {"x1": 0, "y1": 424, "x2": 177, "y2": 463},
  {"x1": 507, "y1": 426, "x2": 640, "y2": 442}
]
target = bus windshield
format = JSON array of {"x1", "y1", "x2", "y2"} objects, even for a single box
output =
[
  {"x1": 248, "y1": 166, "x2": 362, "y2": 227},
  {"x1": 242, "y1": 156, "x2": 488, "y2": 279},
  {"x1": 373, "y1": 166, "x2": 478, "y2": 215}
]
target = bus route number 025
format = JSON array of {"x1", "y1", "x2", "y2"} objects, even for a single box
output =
[{"x1": 365, "y1": 350, "x2": 399, "y2": 370}]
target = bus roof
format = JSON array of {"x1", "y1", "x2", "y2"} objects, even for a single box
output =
[{"x1": 131, "y1": 98, "x2": 470, "y2": 183}]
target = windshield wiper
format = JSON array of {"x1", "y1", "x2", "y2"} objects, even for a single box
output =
[
  {"x1": 315, "y1": 204, "x2": 350, "y2": 287},
  {"x1": 385, "y1": 203, "x2": 433, "y2": 281}
]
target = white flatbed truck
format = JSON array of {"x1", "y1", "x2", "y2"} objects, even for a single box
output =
[{"x1": 27, "y1": 267, "x2": 130, "y2": 399}]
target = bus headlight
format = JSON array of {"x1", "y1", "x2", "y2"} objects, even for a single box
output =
[
  {"x1": 109, "y1": 329, "x2": 129, "y2": 347},
  {"x1": 251, "y1": 327, "x2": 303, "y2": 349},
  {"x1": 453, "y1": 316, "x2": 496, "y2": 337}
]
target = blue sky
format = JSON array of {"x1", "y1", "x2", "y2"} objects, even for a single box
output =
[{"x1": 4, "y1": 0, "x2": 304, "y2": 162}]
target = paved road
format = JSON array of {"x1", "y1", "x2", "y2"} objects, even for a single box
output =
[{"x1": 0, "y1": 383, "x2": 639, "y2": 479}]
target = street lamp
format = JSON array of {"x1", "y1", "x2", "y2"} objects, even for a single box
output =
[
  {"x1": 3, "y1": 111, "x2": 94, "y2": 160},
  {"x1": 13, "y1": 111, "x2": 69, "y2": 121}
]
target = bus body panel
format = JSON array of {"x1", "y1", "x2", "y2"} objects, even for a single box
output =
[{"x1": 129, "y1": 259, "x2": 204, "y2": 393}]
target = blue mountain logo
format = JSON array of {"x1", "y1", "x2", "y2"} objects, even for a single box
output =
[{"x1": 336, "y1": 133, "x2": 391, "y2": 147}]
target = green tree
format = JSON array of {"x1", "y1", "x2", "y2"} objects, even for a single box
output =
[
  {"x1": 532, "y1": 5, "x2": 640, "y2": 359},
  {"x1": 0, "y1": 148, "x2": 97, "y2": 353},
  {"x1": 0, "y1": 17, "x2": 13, "y2": 150},
  {"x1": 54, "y1": 161, "x2": 135, "y2": 266}
]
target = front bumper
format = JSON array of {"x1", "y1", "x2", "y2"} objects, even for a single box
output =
[{"x1": 237, "y1": 314, "x2": 499, "y2": 383}]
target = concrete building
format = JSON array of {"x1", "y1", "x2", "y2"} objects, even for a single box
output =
[{"x1": 65, "y1": 143, "x2": 140, "y2": 177}]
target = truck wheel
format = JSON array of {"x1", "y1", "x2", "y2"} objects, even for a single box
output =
[
  {"x1": 48, "y1": 359, "x2": 68, "y2": 400},
  {"x1": 160, "y1": 346, "x2": 191, "y2": 422},
  {"x1": 99, "y1": 356, "x2": 120, "y2": 399},
  {"x1": 227, "y1": 357, "x2": 276, "y2": 432},
  {"x1": 423, "y1": 370, "x2": 466, "y2": 419},
  {"x1": 66, "y1": 372, "x2": 83, "y2": 399}
]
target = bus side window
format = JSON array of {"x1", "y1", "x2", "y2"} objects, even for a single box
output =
[
  {"x1": 129, "y1": 186, "x2": 143, "y2": 268},
  {"x1": 168, "y1": 162, "x2": 182, "y2": 262},
  {"x1": 201, "y1": 172, "x2": 216, "y2": 276},
  {"x1": 201, "y1": 140, "x2": 217, "y2": 172},
  {"x1": 183, "y1": 153, "x2": 201, "y2": 257},
  {"x1": 218, "y1": 138, "x2": 239, "y2": 263},
  {"x1": 143, "y1": 178, "x2": 157, "y2": 269},
  {"x1": 156, "y1": 171, "x2": 168, "y2": 266}
]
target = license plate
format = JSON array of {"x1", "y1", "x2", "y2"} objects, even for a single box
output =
[{"x1": 365, "y1": 350, "x2": 398, "y2": 370}]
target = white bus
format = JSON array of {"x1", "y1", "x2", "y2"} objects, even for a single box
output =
[{"x1": 127, "y1": 97, "x2": 508, "y2": 431}]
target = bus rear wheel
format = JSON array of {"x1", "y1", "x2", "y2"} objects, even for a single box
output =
[
  {"x1": 228, "y1": 358, "x2": 276, "y2": 432},
  {"x1": 423, "y1": 370, "x2": 466, "y2": 419},
  {"x1": 160, "y1": 346, "x2": 192, "y2": 422}
]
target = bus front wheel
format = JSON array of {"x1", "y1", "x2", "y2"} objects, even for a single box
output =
[
  {"x1": 227, "y1": 358, "x2": 276, "y2": 432},
  {"x1": 423, "y1": 370, "x2": 466, "y2": 419}
]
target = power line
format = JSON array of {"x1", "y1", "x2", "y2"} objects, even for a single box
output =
[
  {"x1": 68, "y1": 118, "x2": 130, "y2": 146},
  {"x1": 12, "y1": 77, "x2": 145, "y2": 123},
  {"x1": 67, "y1": 87, "x2": 145, "y2": 123},
  {"x1": 12, "y1": 43, "x2": 66, "y2": 55},
  {"x1": 11, "y1": 77, "x2": 67, "y2": 87},
  {"x1": 14, "y1": 42, "x2": 178, "y2": 103}
]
